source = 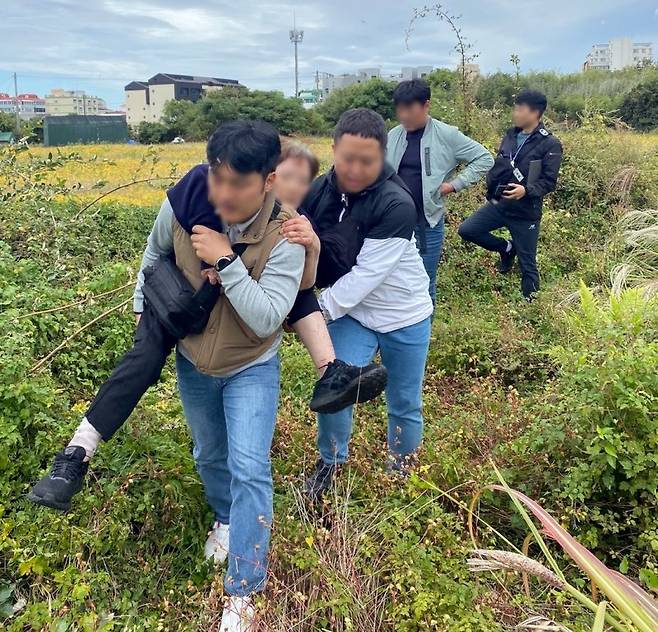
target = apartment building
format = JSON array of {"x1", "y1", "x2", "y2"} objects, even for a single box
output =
[
  {"x1": 0, "y1": 93, "x2": 46, "y2": 119},
  {"x1": 124, "y1": 73, "x2": 242, "y2": 126},
  {"x1": 320, "y1": 66, "x2": 437, "y2": 98},
  {"x1": 45, "y1": 89, "x2": 108, "y2": 116},
  {"x1": 585, "y1": 38, "x2": 655, "y2": 71},
  {"x1": 400, "y1": 66, "x2": 435, "y2": 81}
]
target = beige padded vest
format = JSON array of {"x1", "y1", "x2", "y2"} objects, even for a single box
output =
[{"x1": 173, "y1": 192, "x2": 298, "y2": 375}]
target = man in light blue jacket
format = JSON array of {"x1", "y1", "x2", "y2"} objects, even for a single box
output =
[{"x1": 387, "y1": 79, "x2": 494, "y2": 304}]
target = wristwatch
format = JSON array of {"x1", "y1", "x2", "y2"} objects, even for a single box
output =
[{"x1": 214, "y1": 253, "x2": 238, "y2": 272}]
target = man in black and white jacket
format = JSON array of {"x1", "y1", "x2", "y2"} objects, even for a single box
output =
[{"x1": 303, "y1": 108, "x2": 434, "y2": 498}]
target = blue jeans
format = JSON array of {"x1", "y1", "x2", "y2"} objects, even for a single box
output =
[
  {"x1": 317, "y1": 316, "x2": 431, "y2": 468},
  {"x1": 176, "y1": 352, "x2": 280, "y2": 597},
  {"x1": 416, "y1": 216, "x2": 445, "y2": 306}
]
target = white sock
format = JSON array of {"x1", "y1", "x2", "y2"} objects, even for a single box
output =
[
  {"x1": 505, "y1": 240, "x2": 513, "y2": 253},
  {"x1": 68, "y1": 417, "x2": 102, "y2": 462}
]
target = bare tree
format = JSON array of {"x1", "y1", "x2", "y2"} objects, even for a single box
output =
[
  {"x1": 406, "y1": 4, "x2": 479, "y2": 132},
  {"x1": 510, "y1": 53, "x2": 522, "y2": 95}
]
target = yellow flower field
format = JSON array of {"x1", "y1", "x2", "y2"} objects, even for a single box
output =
[
  {"x1": 23, "y1": 137, "x2": 334, "y2": 208},
  {"x1": 20, "y1": 131, "x2": 658, "y2": 209}
]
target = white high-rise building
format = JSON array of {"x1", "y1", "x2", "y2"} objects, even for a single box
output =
[{"x1": 585, "y1": 38, "x2": 655, "y2": 71}]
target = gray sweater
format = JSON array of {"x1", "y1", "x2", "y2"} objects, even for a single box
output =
[{"x1": 134, "y1": 198, "x2": 305, "y2": 374}]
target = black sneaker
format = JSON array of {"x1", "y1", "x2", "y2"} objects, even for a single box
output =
[
  {"x1": 310, "y1": 359, "x2": 387, "y2": 414},
  {"x1": 28, "y1": 446, "x2": 89, "y2": 512},
  {"x1": 497, "y1": 242, "x2": 516, "y2": 274},
  {"x1": 305, "y1": 458, "x2": 338, "y2": 502}
]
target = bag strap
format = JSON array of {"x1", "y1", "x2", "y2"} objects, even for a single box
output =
[
  {"x1": 390, "y1": 172, "x2": 427, "y2": 254},
  {"x1": 270, "y1": 199, "x2": 282, "y2": 221},
  {"x1": 232, "y1": 199, "x2": 283, "y2": 258}
]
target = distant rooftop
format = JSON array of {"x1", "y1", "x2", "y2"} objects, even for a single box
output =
[
  {"x1": 125, "y1": 74, "x2": 242, "y2": 90},
  {"x1": 0, "y1": 92, "x2": 43, "y2": 101},
  {"x1": 153, "y1": 73, "x2": 241, "y2": 85}
]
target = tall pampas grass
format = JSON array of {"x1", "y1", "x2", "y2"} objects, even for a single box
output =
[{"x1": 611, "y1": 209, "x2": 658, "y2": 298}]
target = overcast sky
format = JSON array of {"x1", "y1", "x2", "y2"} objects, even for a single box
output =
[{"x1": 1, "y1": 0, "x2": 657, "y2": 108}]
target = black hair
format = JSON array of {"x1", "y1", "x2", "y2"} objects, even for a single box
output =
[
  {"x1": 393, "y1": 79, "x2": 431, "y2": 106},
  {"x1": 514, "y1": 89, "x2": 548, "y2": 116},
  {"x1": 334, "y1": 108, "x2": 387, "y2": 150},
  {"x1": 206, "y1": 120, "x2": 281, "y2": 178}
]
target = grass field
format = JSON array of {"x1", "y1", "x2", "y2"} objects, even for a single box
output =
[{"x1": 1, "y1": 130, "x2": 657, "y2": 631}]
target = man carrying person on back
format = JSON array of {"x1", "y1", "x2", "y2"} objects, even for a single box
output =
[
  {"x1": 458, "y1": 89, "x2": 563, "y2": 300},
  {"x1": 29, "y1": 121, "x2": 385, "y2": 632},
  {"x1": 303, "y1": 108, "x2": 434, "y2": 498},
  {"x1": 387, "y1": 79, "x2": 493, "y2": 305},
  {"x1": 29, "y1": 139, "x2": 386, "y2": 516}
]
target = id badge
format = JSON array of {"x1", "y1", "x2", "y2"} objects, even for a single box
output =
[{"x1": 513, "y1": 167, "x2": 524, "y2": 182}]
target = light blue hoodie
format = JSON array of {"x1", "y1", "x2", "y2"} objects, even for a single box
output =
[{"x1": 387, "y1": 117, "x2": 494, "y2": 227}]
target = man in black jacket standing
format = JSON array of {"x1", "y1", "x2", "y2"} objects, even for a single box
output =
[{"x1": 458, "y1": 90, "x2": 562, "y2": 299}]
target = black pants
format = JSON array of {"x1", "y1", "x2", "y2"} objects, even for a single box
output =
[
  {"x1": 85, "y1": 289, "x2": 322, "y2": 441},
  {"x1": 458, "y1": 202, "x2": 541, "y2": 298},
  {"x1": 85, "y1": 304, "x2": 176, "y2": 440}
]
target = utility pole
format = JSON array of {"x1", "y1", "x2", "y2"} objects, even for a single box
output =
[
  {"x1": 289, "y1": 15, "x2": 304, "y2": 97},
  {"x1": 13, "y1": 72, "x2": 20, "y2": 136}
]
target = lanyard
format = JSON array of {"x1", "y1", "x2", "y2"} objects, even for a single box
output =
[
  {"x1": 339, "y1": 193, "x2": 349, "y2": 222},
  {"x1": 510, "y1": 133, "x2": 532, "y2": 167}
]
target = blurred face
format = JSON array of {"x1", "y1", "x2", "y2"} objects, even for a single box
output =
[
  {"x1": 333, "y1": 134, "x2": 384, "y2": 194},
  {"x1": 207, "y1": 164, "x2": 275, "y2": 224},
  {"x1": 274, "y1": 157, "x2": 312, "y2": 209},
  {"x1": 512, "y1": 103, "x2": 541, "y2": 130},
  {"x1": 396, "y1": 100, "x2": 430, "y2": 132}
]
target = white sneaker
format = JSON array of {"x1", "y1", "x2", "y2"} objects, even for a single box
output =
[
  {"x1": 204, "y1": 520, "x2": 230, "y2": 564},
  {"x1": 219, "y1": 596, "x2": 255, "y2": 632}
]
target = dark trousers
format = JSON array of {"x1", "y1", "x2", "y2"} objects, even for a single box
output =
[
  {"x1": 85, "y1": 289, "x2": 321, "y2": 441},
  {"x1": 458, "y1": 202, "x2": 541, "y2": 298},
  {"x1": 85, "y1": 304, "x2": 176, "y2": 440}
]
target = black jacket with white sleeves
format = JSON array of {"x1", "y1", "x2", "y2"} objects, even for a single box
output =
[{"x1": 303, "y1": 163, "x2": 433, "y2": 333}]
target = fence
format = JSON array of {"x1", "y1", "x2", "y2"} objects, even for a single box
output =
[{"x1": 43, "y1": 115, "x2": 128, "y2": 146}]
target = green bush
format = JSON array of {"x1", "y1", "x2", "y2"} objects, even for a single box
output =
[
  {"x1": 620, "y1": 75, "x2": 658, "y2": 131},
  {"x1": 1, "y1": 127, "x2": 657, "y2": 629},
  {"x1": 158, "y1": 87, "x2": 310, "y2": 141},
  {"x1": 135, "y1": 121, "x2": 174, "y2": 144},
  {"x1": 315, "y1": 78, "x2": 397, "y2": 126},
  {"x1": 505, "y1": 286, "x2": 658, "y2": 574}
]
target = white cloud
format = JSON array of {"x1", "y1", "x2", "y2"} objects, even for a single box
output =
[{"x1": 1, "y1": 0, "x2": 656, "y2": 106}]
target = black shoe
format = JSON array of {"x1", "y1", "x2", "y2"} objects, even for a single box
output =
[
  {"x1": 310, "y1": 359, "x2": 387, "y2": 414},
  {"x1": 305, "y1": 458, "x2": 338, "y2": 502},
  {"x1": 28, "y1": 446, "x2": 89, "y2": 512},
  {"x1": 497, "y1": 242, "x2": 516, "y2": 274}
]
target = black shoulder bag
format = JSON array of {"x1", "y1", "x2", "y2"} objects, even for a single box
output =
[
  {"x1": 141, "y1": 201, "x2": 282, "y2": 339},
  {"x1": 142, "y1": 255, "x2": 221, "y2": 339}
]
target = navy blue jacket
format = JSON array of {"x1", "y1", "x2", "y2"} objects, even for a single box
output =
[
  {"x1": 486, "y1": 123, "x2": 563, "y2": 220},
  {"x1": 167, "y1": 164, "x2": 223, "y2": 233}
]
